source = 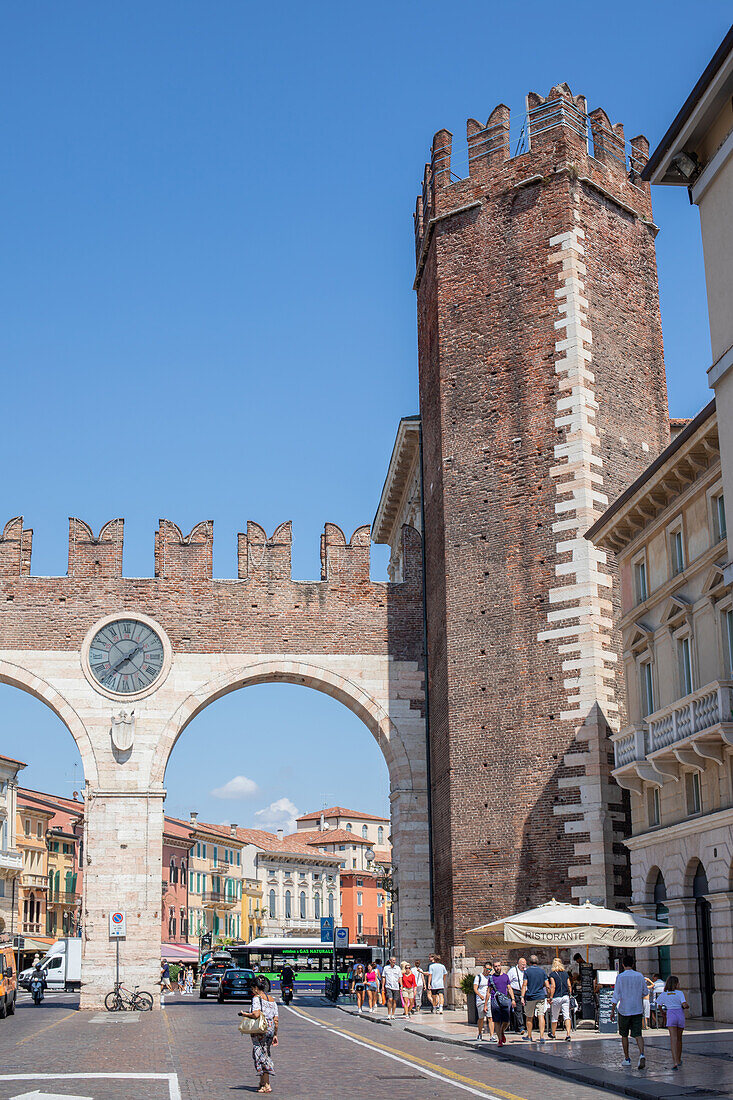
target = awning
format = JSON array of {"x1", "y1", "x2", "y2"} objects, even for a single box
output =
[
  {"x1": 20, "y1": 937, "x2": 56, "y2": 955},
  {"x1": 162, "y1": 942, "x2": 199, "y2": 962}
]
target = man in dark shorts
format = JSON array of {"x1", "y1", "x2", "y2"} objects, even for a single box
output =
[
  {"x1": 611, "y1": 955, "x2": 648, "y2": 1069},
  {"x1": 382, "y1": 956, "x2": 402, "y2": 1020}
]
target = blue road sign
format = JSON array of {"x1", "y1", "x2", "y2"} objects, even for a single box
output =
[
  {"x1": 320, "y1": 917, "x2": 334, "y2": 943},
  {"x1": 335, "y1": 927, "x2": 349, "y2": 948}
]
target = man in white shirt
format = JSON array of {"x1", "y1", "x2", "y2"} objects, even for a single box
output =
[
  {"x1": 610, "y1": 956, "x2": 649, "y2": 1069},
  {"x1": 382, "y1": 956, "x2": 402, "y2": 1020},
  {"x1": 507, "y1": 957, "x2": 527, "y2": 1036},
  {"x1": 426, "y1": 953, "x2": 448, "y2": 1013}
]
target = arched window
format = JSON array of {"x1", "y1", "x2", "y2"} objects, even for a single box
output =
[
  {"x1": 314, "y1": 893, "x2": 321, "y2": 919},
  {"x1": 346, "y1": 823, "x2": 352, "y2": 833},
  {"x1": 361, "y1": 825, "x2": 367, "y2": 838},
  {"x1": 378, "y1": 827, "x2": 384, "y2": 844},
  {"x1": 300, "y1": 891, "x2": 306, "y2": 919},
  {"x1": 285, "y1": 891, "x2": 292, "y2": 919},
  {"x1": 328, "y1": 893, "x2": 334, "y2": 917},
  {"x1": 269, "y1": 889, "x2": 276, "y2": 917}
]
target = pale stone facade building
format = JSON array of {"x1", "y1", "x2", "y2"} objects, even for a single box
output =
[
  {"x1": 0, "y1": 753, "x2": 24, "y2": 937},
  {"x1": 588, "y1": 402, "x2": 732, "y2": 1019}
]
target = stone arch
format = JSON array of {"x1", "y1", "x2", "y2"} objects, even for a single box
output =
[
  {"x1": 151, "y1": 658, "x2": 413, "y2": 787},
  {"x1": 644, "y1": 864, "x2": 665, "y2": 904},
  {"x1": 684, "y1": 855, "x2": 707, "y2": 896},
  {"x1": 0, "y1": 658, "x2": 98, "y2": 785}
]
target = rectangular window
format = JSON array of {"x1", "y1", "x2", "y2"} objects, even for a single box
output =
[
  {"x1": 24, "y1": 819, "x2": 30, "y2": 836},
  {"x1": 357, "y1": 892, "x2": 363, "y2": 906},
  {"x1": 725, "y1": 609, "x2": 733, "y2": 677},
  {"x1": 671, "y1": 529, "x2": 685, "y2": 576},
  {"x1": 678, "y1": 636, "x2": 693, "y2": 696},
  {"x1": 196, "y1": 842, "x2": 200, "y2": 858},
  {"x1": 237, "y1": 852, "x2": 240, "y2": 866},
  {"x1": 201, "y1": 843, "x2": 206, "y2": 860},
  {"x1": 377, "y1": 893, "x2": 383, "y2": 907},
  {"x1": 647, "y1": 786, "x2": 660, "y2": 827},
  {"x1": 641, "y1": 661, "x2": 655, "y2": 717},
  {"x1": 356, "y1": 878, "x2": 363, "y2": 887},
  {"x1": 634, "y1": 560, "x2": 648, "y2": 604},
  {"x1": 714, "y1": 494, "x2": 727, "y2": 542},
  {"x1": 213, "y1": 846, "x2": 218, "y2": 866},
  {"x1": 357, "y1": 913, "x2": 363, "y2": 935},
  {"x1": 685, "y1": 771, "x2": 702, "y2": 815}
]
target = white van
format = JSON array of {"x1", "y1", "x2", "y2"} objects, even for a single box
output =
[{"x1": 20, "y1": 937, "x2": 82, "y2": 992}]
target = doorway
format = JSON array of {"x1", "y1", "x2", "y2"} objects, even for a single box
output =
[{"x1": 693, "y1": 861, "x2": 715, "y2": 1016}]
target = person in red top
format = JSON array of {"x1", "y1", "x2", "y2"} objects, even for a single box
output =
[{"x1": 400, "y1": 961, "x2": 417, "y2": 1018}]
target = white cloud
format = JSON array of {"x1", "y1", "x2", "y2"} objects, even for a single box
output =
[
  {"x1": 210, "y1": 775, "x2": 259, "y2": 800},
  {"x1": 253, "y1": 797, "x2": 300, "y2": 834}
]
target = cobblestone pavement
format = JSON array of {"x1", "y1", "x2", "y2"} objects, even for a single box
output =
[{"x1": 1, "y1": 991, "x2": 620, "y2": 1100}]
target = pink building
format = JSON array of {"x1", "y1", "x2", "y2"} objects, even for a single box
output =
[{"x1": 162, "y1": 816, "x2": 195, "y2": 945}]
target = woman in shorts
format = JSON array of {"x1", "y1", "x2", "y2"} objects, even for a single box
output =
[
  {"x1": 488, "y1": 960, "x2": 514, "y2": 1047},
  {"x1": 351, "y1": 963, "x2": 367, "y2": 1013},
  {"x1": 365, "y1": 963, "x2": 380, "y2": 1012},
  {"x1": 656, "y1": 976, "x2": 689, "y2": 1069},
  {"x1": 400, "y1": 961, "x2": 417, "y2": 1017}
]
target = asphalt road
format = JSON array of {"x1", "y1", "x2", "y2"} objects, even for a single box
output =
[{"x1": 1, "y1": 990, "x2": 619, "y2": 1099}]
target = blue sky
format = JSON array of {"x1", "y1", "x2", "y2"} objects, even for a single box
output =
[{"x1": 0, "y1": 2, "x2": 729, "y2": 829}]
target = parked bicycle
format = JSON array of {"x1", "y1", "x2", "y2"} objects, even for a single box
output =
[{"x1": 104, "y1": 983, "x2": 154, "y2": 1012}]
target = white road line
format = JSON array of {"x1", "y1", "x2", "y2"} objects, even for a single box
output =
[
  {"x1": 0, "y1": 1075, "x2": 180, "y2": 1100},
  {"x1": 284, "y1": 1007, "x2": 508, "y2": 1099}
]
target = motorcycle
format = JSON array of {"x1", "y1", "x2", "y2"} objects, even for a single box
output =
[
  {"x1": 30, "y1": 974, "x2": 45, "y2": 1006},
  {"x1": 281, "y1": 982, "x2": 294, "y2": 1005}
]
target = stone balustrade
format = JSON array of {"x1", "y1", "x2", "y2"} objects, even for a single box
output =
[{"x1": 613, "y1": 681, "x2": 733, "y2": 772}]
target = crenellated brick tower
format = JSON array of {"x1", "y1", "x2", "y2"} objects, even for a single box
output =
[{"x1": 415, "y1": 84, "x2": 670, "y2": 958}]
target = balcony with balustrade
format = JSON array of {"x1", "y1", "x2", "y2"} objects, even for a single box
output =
[
  {"x1": 0, "y1": 848, "x2": 23, "y2": 874},
  {"x1": 612, "y1": 680, "x2": 733, "y2": 793},
  {"x1": 201, "y1": 889, "x2": 237, "y2": 910}
]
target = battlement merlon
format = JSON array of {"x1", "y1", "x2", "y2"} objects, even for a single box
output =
[
  {"x1": 0, "y1": 517, "x2": 32, "y2": 576},
  {"x1": 0, "y1": 517, "x2": 420, "y2": 587},
  {"x1": 414, "y1": 83, "x2": 655, "y2": 262}
]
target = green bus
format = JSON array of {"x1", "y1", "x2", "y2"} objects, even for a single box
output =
[{"x1": 220, "y1": 937, "x2": 375, "y2": 993}]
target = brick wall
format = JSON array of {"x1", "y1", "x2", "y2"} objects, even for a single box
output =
[{"x1": 416, "y1": 83, "x2": 669, "y2": 955}]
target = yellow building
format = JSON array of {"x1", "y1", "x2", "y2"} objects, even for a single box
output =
[
  {"x1": 241, "y1": 876, "x2": 264, "y2": 942},
  {"x1": 16, "y1": 801, "x2": 53, "y2": 936},
  {"x1": 186, "y1": 816, "x2": 243, "y2": 946}
]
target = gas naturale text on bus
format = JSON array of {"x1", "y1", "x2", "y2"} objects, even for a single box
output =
[{"x1": 223, "y1": 940, "x2": 374, "y2": 988}]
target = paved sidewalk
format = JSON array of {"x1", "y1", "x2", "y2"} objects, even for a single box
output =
[{"x1": 336, "y1": 1002, "x2": 733, "y2": 1100}]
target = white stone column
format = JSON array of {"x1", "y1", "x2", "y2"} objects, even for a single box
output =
[
  {"x1": 80, "y1": 788, "x2": 164, "y2": 1009},
  {"x1": 390, "y1": 784, "x2": 432, "y2": 961},
  {"x1": 708, "y1": 892, "x2": 733, "y2": 1022},
  {"x1": 664, "y1": 899, "x2": 701, "y2": 1015}
]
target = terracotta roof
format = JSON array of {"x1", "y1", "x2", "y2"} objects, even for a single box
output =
[
  {"x1": 18, "y1": 788, "x2": 84, "y2": 830},
  {"x1": 294, "y1": 828, "x2": 371, "y2": 846},
  {"x1": 163, "y1": 816, "x2": 195, "y2": 843},
  {"x1": 235, "y1": 827, "x2": 282, "y2": 848},
  {"x1": 193, "y1": 820, "x2": 245, "y2": 846},
  {"x1": 0, "y1": 752, "x2": 26, "y2": 769},
  {"x1": 296, "y1": 806, "x2": 389, "y2": 824},
  {"x1": 18, "y1": 787, "x2": 84, "y2": 813}
]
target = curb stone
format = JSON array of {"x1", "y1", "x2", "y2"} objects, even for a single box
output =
[{"x1": 334, "y1": 1003, "x2": 731, "y2": 1100}]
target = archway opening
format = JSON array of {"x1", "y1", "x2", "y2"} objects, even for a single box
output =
[
  {"x1": 693, "y1": 861, "x2": 715, "y2": 1016},
  {"x1": 162, "y1": 679, "x2": 394, "y2": 965},
  {"x1": 0, "y1": 681, "x2": 86, "y2": 965},
  {"x1": 652, "y1": 870, "x2": 670, "y2": 981}
]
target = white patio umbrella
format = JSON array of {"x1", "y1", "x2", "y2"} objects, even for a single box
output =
[{"x1": 465, "y1": 898, "x2": 675, "y2": 954}]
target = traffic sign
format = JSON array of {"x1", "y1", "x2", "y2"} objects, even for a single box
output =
[
  {"x1": 108, "y1": 910, "x2": 127, "y2": 938},
  {"x1": 320, "y1": 917, "x2": 334, "y2": 943},
  {"x1": 13, "y1": 935, "x2": 25, "y2": 949},
  {"x1": 334, "y1": 927, "x2": 349, "y2": 949}
]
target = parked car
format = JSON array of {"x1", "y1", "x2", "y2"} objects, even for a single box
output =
[
  {"x1": 0, "y1": 943, "x2": 17, "y2": 1019},
  {"x1": 217, "y1": 967, "x2": 260, "y2": 1003},
  {"x1": 199, "y1": 959, "x2": 232, "y2": 999}
]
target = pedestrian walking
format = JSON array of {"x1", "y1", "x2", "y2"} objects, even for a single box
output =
[
  {"x1": 489, "y1": 960, "x2": 514, "y2": 1047},
  {"x1": 411, "y1": 961, "x2": 426, "y2": 1012},
  {"x1": 365, "y1": 963, "x2": 380, "y2": 1012},
  {"x1": 473, "y1": 963, "x2": 491, "y2": 1042},
  {"x1": 351, "y1": 963, "x2": 366, "y2": 1013},
  {"x1": 186, "y1": 966, "x2": 195, "y2": 995},
  {"x1": 373, "y1": 959, "x2": 386, "y2": 1006},
  {"x1": 610, "y1": 955, "x2": 648, "y2": 1070},
  {"x1": 650, "y1": 973, "x2": 665, "y2": 1028},
  {"x1": 521, "y1": 955, "x2": 550, "y2": 1044},
  {"x1": 400, "y1": 962, "x2": 417, "y2": 1017},
  {"x1": 382, "y1": 956, "x2": 402, "y2": 1020},
  {"x1": 427, "y1": 953, "x2": 448, "y2": 1014},
  {"x1": 507, "y1": 957, "x2": 527, "y2": 1036},
  {"x1": 549, "y1": 958, "x2": 573, "y2": 1041},
  {"x1": 160, "y1": 959, "x2": 172, "y2": 993},
  {"x1": 655, "y1": 976, "x2": 689, "y2": 1070},
  {"x1": 239, "y1": 975, "x2": 279, "y2": 1094}
]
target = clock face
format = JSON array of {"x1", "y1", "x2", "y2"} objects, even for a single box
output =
[{"x1": 87, "y1": 618, "x2": 165, "y2": 695}]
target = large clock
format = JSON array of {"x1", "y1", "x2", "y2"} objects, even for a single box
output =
[{"x1": 86, "y1": 617, "x2": 166, "y2": 696}]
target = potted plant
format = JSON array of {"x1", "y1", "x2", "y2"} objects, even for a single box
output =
[{"x1": 461, "y1": 973, "x2": 478, "y2": 1026}]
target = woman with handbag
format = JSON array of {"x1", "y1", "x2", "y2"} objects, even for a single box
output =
[
  {"x1": 489, "y1": 960, "x2": 514, "y2": 1047},
  {"x1": 239, "y1": 975, "x2": 279, "y2": 1094}
]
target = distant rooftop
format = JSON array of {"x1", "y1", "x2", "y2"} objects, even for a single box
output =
[{"x1": 297, "y1": 806, "x2": 390, "y2": 824}]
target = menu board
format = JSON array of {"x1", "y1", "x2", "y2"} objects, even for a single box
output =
[
  {"x1": 598, "y1": 984, "x2": 617, "y2": 1034},
  {"x1": 579, "y1": 962, "x2": 595, "y2": 1022}
]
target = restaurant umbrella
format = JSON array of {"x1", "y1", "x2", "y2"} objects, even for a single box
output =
[{"x1": 465, "y1": 898, "x2": 675, "y2": 956}]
